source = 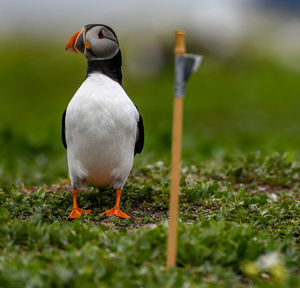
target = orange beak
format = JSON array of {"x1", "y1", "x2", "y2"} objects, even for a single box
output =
[{"x1": 65, "y1": 29, "x2": 84, "y2": 53}]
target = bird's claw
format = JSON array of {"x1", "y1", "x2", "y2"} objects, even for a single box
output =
[
  {"x1": 102, "y1": 207, "x2": 130, "y2": 219},
  {"x1": 69, "y1": 208, "x2": 92, "y2": 219}
]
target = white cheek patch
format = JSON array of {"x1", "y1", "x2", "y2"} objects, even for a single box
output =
[{"x1": 85, "y1": 27, "x2": 119, "y2": 60}]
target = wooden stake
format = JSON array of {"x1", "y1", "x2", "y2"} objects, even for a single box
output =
[
  {"x1": 174, "y1": 30, "x2": 186, "y2": 55},
  {"x1": 166, "y1": 30, "x2": 186, "y2": 269}
]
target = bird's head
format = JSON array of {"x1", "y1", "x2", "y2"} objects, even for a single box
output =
[{"x1": 65, "y1": 24, "x2": 119, "y2": 60}]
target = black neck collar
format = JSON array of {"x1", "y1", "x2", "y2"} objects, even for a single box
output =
[{"x1": 86, "y1": 50, "x2": 122, "y2": 85}]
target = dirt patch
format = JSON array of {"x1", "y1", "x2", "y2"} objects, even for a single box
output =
[{"x1": 100, "y1": 203, "x2": 168, "y2": 230}]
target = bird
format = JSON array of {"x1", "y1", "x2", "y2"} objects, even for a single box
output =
[{"x1": 62, "y1": 24, "x2": 144, "y2": 219}]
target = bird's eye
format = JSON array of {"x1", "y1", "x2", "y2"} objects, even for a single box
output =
[{"x1": 98, "y1": 30, "x2": 104, "y2": 39}]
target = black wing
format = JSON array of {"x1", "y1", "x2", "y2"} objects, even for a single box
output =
[
  {"x1": 134, "y1": 112, "x2": 144, "y2": 155},
  {"x1": 62, "y1": 109, "x2": 67, "y2": 149}
]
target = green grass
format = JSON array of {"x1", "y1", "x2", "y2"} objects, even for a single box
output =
[
  {"x1": 0, "y1": 40, "x2": 300, "y2": 287},
  {"x1": 0, "y1": 155, "x2": 299, "y2": 287}
]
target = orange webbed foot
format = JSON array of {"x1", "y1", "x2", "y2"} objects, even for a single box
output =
[
  {"x1": 102, "y1": 207, "x2": 130, "y2": 219},
  {"x1": 69, "y1": 208, "x2": 92, "y2": 219}
]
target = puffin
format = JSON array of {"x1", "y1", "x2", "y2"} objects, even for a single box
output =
[{"x1": 62, "y1": 24, "x2": 144, "y2": 219}]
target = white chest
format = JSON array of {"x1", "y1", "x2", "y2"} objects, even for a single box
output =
[{"x1": 66, "y1": 73, "x2": 139, "y2": 188}]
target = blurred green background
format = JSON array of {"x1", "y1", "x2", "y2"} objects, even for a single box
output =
[{"x1": 1, "y1": 1, "x2": 300, "y2": 185}]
